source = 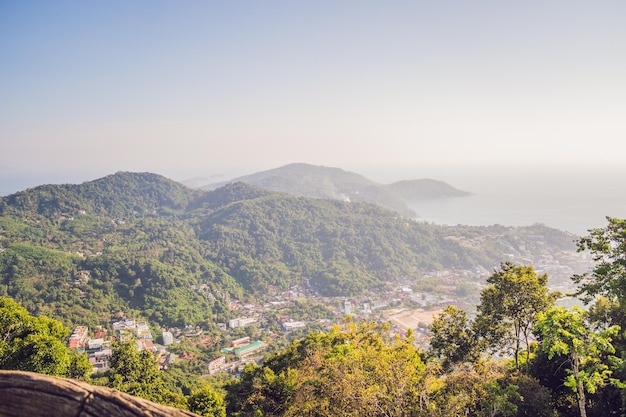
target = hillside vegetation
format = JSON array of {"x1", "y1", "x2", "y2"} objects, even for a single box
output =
[{"x1": 1, "y1": 172, "x2": 578, "y2": 328}]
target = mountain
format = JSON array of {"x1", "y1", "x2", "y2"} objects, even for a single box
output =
[
  {"x1": 0, "y1": 171, "x2": 198, "y2": 218},
  {"x1": 204, "y1": 163, "x2": 471, "y2": 216},
  {"x1": 206, "y1": 163, "x2": 375, "y2": 195},
  {"x1": 384, "y1": 179, "x2": 472, "y2": 199},
  {"x1": 0, "y1": 172, "x2": 584, "y2": 329}
]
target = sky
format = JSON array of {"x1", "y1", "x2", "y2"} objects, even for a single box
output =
[{"x1": 1, "y1": 1, "x2": 625, "y2": 190}]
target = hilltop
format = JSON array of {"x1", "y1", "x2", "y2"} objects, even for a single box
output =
[
  {"x1": 202, "y1": 163, "x2": 471, "y2": 216},
  {"x1": 385, "y1": 178, "x2": 472, "y2": 199}
]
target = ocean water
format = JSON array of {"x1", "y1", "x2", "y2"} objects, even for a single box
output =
[
  {"x1": 408, "y1": 193, "x2": 626, "y2": 236},
  {"x1": 404, "y1": 167, "x2": 626, "y2": 236}
]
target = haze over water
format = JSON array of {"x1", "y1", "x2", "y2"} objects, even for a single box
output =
[{"x1": 400, "y1": 166, "x2": 626, "y2": 236}]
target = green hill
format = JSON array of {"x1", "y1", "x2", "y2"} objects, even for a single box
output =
[
  {"x1": 0, "y1": 171, "x2": 197, "y2": 218},
  {"x1": 0, "y1": 172, "x2": 581, "y2": 329}
]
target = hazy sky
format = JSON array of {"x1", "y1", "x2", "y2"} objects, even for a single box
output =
[{"x1": 1, "y1": 1, "x2": 625, "y2": 185}]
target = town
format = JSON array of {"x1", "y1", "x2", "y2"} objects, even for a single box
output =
[{"x1": 67, "y1": 233, "x2": 590, "y2": 379}]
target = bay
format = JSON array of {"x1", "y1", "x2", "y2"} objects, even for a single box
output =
[{"x1": 406, "y1": 167, "x2": 626, "y2": 236}]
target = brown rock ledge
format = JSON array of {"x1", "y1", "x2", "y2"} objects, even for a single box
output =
[{"x1": 0, "y1": 370, "x2": 200, "y2": 417}]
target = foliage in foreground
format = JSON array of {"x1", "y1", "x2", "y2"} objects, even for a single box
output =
[
  {"x1": 225, "y1": 322, "x2": 534, "y2": 417},
  {"x1": 0, "y1": 296, "x2": 91, "y2": 381}
]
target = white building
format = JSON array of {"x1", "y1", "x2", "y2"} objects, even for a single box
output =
[
  {"x1": 87, "y1": 338, "x2": 105, "y2": 351},
  {"x1": 113, "y1": 318, "x2": 136, "y2": 332},
  {"x1": 162, "y1": 331, "x2": 174, "y2": 346},
  {"x1": 207, "y1": 356, "x2": 226, "y2": 375},
  {"x1": 283, "y1": 321, "x2": 306, "y2": 331},
  {"x1": 344, "y1": 300, "x2": 352, "y2": 316},
  {"x1": 228, "y1": 317, "x2": 257, "y2": 329},
  {"x1": 136, "y1": 322, "x2": 152, "y2": 340}
]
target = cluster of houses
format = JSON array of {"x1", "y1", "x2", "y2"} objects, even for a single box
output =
[
  {"x1": 68, "y1": 317, "x2": 174, "y2": 373},
  {"x1": 68, "y1": 325, "x2": 112, "y2": 372},
  {"x1": 65, "y1": 276, "x2": 478, "y2": 376}
]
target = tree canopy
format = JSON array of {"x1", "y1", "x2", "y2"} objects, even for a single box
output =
[
  {"x1": 0, "y1": 296, "x2": 91, "y2": 380},
  {"x1": 573, "y1": 217, "x2": 626, "y2": 305},
  {"x1": 534, "y1": 306, "x2": 620, "y2": 417},
  {"x1": 475, "y1": 262, "x2": 558, "y2": 371}
]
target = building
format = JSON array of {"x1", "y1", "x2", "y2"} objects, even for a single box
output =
[
  {"x1": 86, "y1": 339, "x2": 111, "y2": 373},
  {"x1": 360, "y1": 303, "x2": 372, "y2": 315},
  {"x1": 232, "y1": 336, "x2": 251, "y2": 348},
  {"x1": 234, "y1": 341, "x2": 266, "y2": 357},
  {"x1": 68, "y1": 326, "x2": 89, "y2": 350},
  {"x1": 207, "y1": 356, "x2": 226, "y2": 375},
  {"x1": 160, "y1": 353, "x2": 176, "y2": 370},
  {"x1": 162, "y1": 331, "x2": 174, "y2": 346},
  {"x1": 283, "y1": 321, "x2": 306, "y2": 331},
  {"x1": 87, "y1": 338, "x2": 105, "y2": 352},
  {"x1": 136, "y1": 339, "x2": 156, "y2": 352},
  {"x1": 344, "y1": 300, "x2": 352, "y2": 315},
  {"x1": 135, "y1": 322, "x2": 152, "y2": 340},
  {"x1": 113, "y1": 318, "x2": 136, "y2": 332},
  {"x1": 93, "y1": 330, "x2": 107, "y2": 339},
  {"x1": 228, "y1": 317, "x2": 257, "y2": 329}
]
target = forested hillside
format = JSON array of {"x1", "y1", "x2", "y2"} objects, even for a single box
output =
[{"x1": 0, "y1": 172, "x2": 582, "y2": 328}]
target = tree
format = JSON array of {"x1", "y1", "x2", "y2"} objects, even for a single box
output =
[
  {"x1": 106, "y1": 341, "x2": 186, "y2": 409},
  {"x1": 474, "y1": 262, "x2": 558, "y2": 371},
  {"x1": 188, "y1": 385, "x2": 226, "y2": 417},
  {"x1": 428, "y1": 305, "x2": 479, "y2": 370},
  {"x1": 534, "y1": 306, "x2": 620, "y2": 417},
  {"x1": 573, "y1": 217, "x2": 626, "y2": 305},
  {"x1": 0, "y1": 296, "x2": 91, "y2": 381},
  {"x1": 67, "y1": 349, "x2": 93, "y2": 380},
  {"x1": 225, "y1": 323, "x2": 438, "y2": 417},
  {"x1": 572, "y1": 218, "x2": 626, "y2": 415},
  {"x1": 432, "y1": 360, "x2": 517, "y2": 417},
  {"x1": 480, "y1": 380, "x2": 520, "y2": 417},
  {"x1": 506, "y1": 374, "x2": 557, "y2": 417}
]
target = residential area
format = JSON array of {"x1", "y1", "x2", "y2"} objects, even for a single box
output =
[{"x1": 67, "y1": 232, "x2": 589, "y2": 379}]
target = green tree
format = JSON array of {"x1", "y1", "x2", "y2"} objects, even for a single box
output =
[
  {"x1": 106, "y1": 341, "x2": 186, "y2": 409},
  {"x1": 225, "y1": 323, "x2": 438, "y2": 417},
  {"x1": 188, "y1": 385, "x2": 226, "y2": 417},
  {"x1": 572, "y1": 218, "x2": 626, "y2": 415},
  {"x1": 432, "y1": 360, "x2": 516, "y2": 417},
  {"x1": 428, "y1": 305, "x2": 479, "y2": 370},
  {"x1": 0, "y1": 296, "x2": 90, "y2": 381},
  {"x1": 506, "y1": 374, "x2": 557, "y2": 417},
  {"x1": 67, "y1": 349, "x2": 93, "y2": 380},
  {"x1": 480, "y1": 380, "x2": 520, "y2": 417},
  {"x1": 475, "y1": 262, "x2": 558, "y2": 371},
  {"x1": 534, "y1": 306, "x2": 620, "y2": 417},
  {"x1": 573, "y1": 217, "x2": 626, "y2": 305}
]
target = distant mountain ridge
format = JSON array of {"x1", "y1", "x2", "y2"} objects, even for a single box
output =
[{"x1": 203, "y1": 163, "x2": 471, "y2": 216}]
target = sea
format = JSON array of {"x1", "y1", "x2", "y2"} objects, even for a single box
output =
[
  {"x1": 402, "y1": 166, "x2": 626, "y2": 237},
  {"x1": 2, "y1": 166, "x2": 626, "y2": 237}
]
